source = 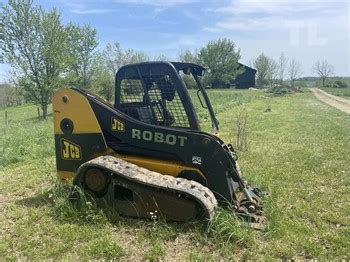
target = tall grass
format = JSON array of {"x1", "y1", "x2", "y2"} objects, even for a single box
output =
[
  {"x1": 0, "y1": 120, "x2": 54, "y2": 167},
  {"x1": 1, "y1": 90, "x2": 350, "y2": 260},
  {"x1": 48, "y1": 180, "x2": 110, "y2": 225},
  {"x1": 319, "y1": 87, "x2": 350, "y2": 97},
  {"x1": 208, "y1": 208, "x2": 254, "y2": 247}
]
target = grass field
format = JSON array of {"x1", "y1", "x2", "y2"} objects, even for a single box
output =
[
  {"x1": 319, "y1": 87, "x2": 350, "y2": 98},
  {"x1": 1, "y1": 89, "x2": 349, "y2": 260}
]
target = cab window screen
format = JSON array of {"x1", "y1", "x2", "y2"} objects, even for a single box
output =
[
  {"x1": 120, "y1": 79, "x2": 144, "y2": 103},
  {"x1": 119, "y1": 73, "x2": 190, "y2": 128}
]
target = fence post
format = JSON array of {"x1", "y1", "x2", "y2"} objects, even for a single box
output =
[
  {"x1": 37, "y1": 107, "x2": 41, "y2": 120},
  {"x1": 5, "y1": 110, "x2": 8, "y2": 133}
]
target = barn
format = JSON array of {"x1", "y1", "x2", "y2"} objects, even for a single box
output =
[{"x1": 231, "y1": 63, "x2": 257, "y2": 89}]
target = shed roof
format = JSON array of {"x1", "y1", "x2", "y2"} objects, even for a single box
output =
[{"x1": 238, "y1": 63, "x2": 257, "y2": 72}]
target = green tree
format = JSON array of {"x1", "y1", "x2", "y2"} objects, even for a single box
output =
[
  {"x1": 178, "y1": 49, "x2": 199, "y2": 64},
  {"x1": 93, "y1": 42, "x2": 149, "y2": 101},
  {"x1": 153, "y1": 54, "x2": 169, "y2": 61},
  {"x1": 177, "y1": 49, "x2": 199, "y2": 89},
  {"x1": 125, "y1": 49, "x2": 149, "y2": 64},
  {"x1": 198, "y1": 38, "x2": 242, "y2": 88},
  {"x1": 254, "y1": 53, "x2": 270, "y2": 87},
  {"x1": 94, "y1": 70, "x2": 114, "y2": 102},
  {"x1": 102, "y1": 42, "x2": 149, "y2": 75},
  {"x1": 91, "y1": 53, "x2": 115, "y2": 102},
  {"x1": 66, "y1": 24, "x2": 98, "y2": 89},
  {"x1": 1, "y1": 0, "x2": 68, "y2": 119}
]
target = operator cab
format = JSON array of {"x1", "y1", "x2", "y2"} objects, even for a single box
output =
[{"x1": 115, "y1": 61, "x2": 219, "y2": 134}]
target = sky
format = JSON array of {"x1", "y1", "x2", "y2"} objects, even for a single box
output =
[{"x1": 0, "y1": 0, "x2": 349, "y2": 82}]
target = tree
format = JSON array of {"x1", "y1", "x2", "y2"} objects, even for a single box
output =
[
  {"x1": 153, "y1": 54, "x2": 169, "y2": 61},
  {"x1": 101, "y1": 42, "x2": 149, "y2": 76},
  {"x1": 102, "y1": 42, "x2": 122, "y2": 75},
  {"x1": 313, "y1": 60, "x2": 334, "y2": 87},
  {"x1": 267, "y1": 58, "x2": 278, "y2": 88},
  {"x1": 177, "y1": 49, "x2": 199, "y2": 89},
  {"x1": 254, "y1": 53, "x2": 270, "y2": 87},
  {"x1": 66, "y1": 24, "x2": 98, "y2": 89},
  {"x1": 178, "y1": 49, "x2": 199, "y2": 64},
  {"x1": 198, "y1": 38, "x2": 242, "y2": 88},
  {"x1": 288, "y1": 59, "x2": 301, "y2": 88},
  {"x1": 278, "y1": 52, "x2": 288, "y2": 84},
  {"x1": 0, "y1": 83, "x2": 24, "y2": 107},
  {"x1": 92, "y1": 42, "x2": 149, "y2": 101},
  {"x1": 124, "y1": 48, "x2": 149, "y2": 64},
  {"x1": 1, "y1": 0, "x2": 68, "y2": 119}
]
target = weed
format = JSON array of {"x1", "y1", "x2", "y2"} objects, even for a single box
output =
[
  {"x1": 234, "y1": 109, "x2": 249, "y2": 151},
  {"x1": 264, "y1": 99, "x2": 272, "y2": 112}
]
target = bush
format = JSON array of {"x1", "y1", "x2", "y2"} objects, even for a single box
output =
[
  {"x1": 334, "y1": 80, "x2": 348, "y2": 88},
  {"x1": 267, "y1": 85, "x2": 299, "y2": 96},
  {"x1": 272, "y1": 87, "x2": 291, "y2": 95},
  {"x1": 325, "y1": 80, "x2": 348, "y2": 88}
]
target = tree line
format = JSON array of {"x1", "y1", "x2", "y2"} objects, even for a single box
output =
[
  {"x1": 1, "y1": 0, "x2": 243, "y2": 118},
  {"x1": 251, "y1": 53, "x2": 335, "y2": 89},
  {"x1": 1, "y1": 0, "x2": 340, "y2": 116},
  {"x1": 253, "y1": 53, "x2": 302, "y2": 88}
]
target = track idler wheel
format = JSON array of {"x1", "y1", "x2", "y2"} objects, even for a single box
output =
[{"x1": 83, "y1": 168, "x2": 110, "y2": 197}]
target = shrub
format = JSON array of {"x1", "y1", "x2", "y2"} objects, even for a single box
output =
[
  {"x1": 267, "y1": 86, "x2": 292, "y2": 96},
  {"x1": 266, "y1": 84, "x2": 303, "y2": 96},
  {"x1": 334, "y1": 80, "x2": 348, "y2": 88}
]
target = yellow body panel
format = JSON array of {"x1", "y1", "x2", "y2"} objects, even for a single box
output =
[
  {"x1": 57, "y1": 171, "x2": 75, "y2": 181},
  {"x1": 53, "y1": 88, "x2": 104, "y2": 135},
  {"x1": 54, "y1": 89, "x2": 206, "y2": 185},
  {"x1": 118, "y1": 154, "x2": 207, "y2": 184},
  {"x1": 59, "y1": 148, "x2": 207, "y2": 185}
]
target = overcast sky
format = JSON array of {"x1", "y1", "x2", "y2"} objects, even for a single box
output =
[{"x1": 0, "y1": 0, "x2": 349, "y2": 82}]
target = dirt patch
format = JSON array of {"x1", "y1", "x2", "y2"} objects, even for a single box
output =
[
  {"x1": 0, "y1": 193, "x2": 10, "y2": 206},
  {"x1": 310, "y1": 88, "x2": 350, "y2": 114},
  {"x1": 163, "y1": 235, "x2": 192, "y2": 261},
  {"x1": 111, "y1": 227, "x2": 145, "y2": 261}
]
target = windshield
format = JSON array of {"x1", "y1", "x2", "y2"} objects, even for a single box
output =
[{"x1": 178, "y1": 69, "x2": 219, "y2": 134}]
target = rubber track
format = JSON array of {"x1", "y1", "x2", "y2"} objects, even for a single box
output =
[{"x1": 77, "y1": 155, "x2": 218, "y2": 221}]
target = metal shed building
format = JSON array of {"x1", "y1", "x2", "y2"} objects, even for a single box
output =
[{"x1": 232, "y1": 63, "x2": 257, "y2": 89}]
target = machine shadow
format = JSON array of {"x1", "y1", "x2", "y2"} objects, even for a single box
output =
[
  {"x1": 15, "y1": 190, "x2": 51, "y2": 208},
  {"x1": 14, "y1": 189, "x2": 205, "y2": 234}
]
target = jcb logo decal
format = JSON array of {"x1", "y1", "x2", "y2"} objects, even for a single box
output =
[
  {"x1": 111, "y1": 117, "x2": 125, "y2": 132},
  {"x1": 61, "y1": 139, "x2": 82, "y2": 160}
]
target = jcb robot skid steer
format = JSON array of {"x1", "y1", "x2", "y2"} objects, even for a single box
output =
[{"x1": 53, "y1": 61, "x2": 264, "y2": 228}]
